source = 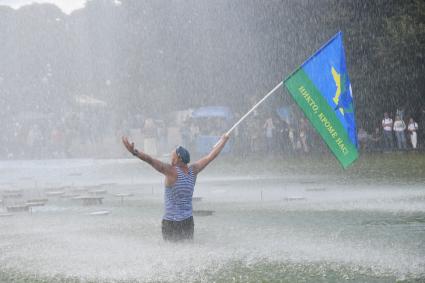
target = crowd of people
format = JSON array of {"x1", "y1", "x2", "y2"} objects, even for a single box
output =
[
  {"x1": 229, "y1": 113, "x2": 324, "y2": 157},
  {"x1": 0, "y1": 110, "x2": 112, "y2": 159},
  {"x1": 357, "y1": 111, "x2": 423, "y2": 152},
  {"x1": 1, "y1": 106, "x2": 424, "y2": 160},
  {"x1": 232, "y1": 109, "x2": 424, "y2": 156}
]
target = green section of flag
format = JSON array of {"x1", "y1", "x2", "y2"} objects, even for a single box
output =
[{"x1": 284, "y1": 69, "x2": 358, "y2": 169}]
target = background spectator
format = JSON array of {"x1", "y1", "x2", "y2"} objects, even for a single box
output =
[
  {"x1": 382, "y1": 112, "x2": 394, "y2": 150},
  {"x1": 370, "y1": 127, "x2": 382, "y2": 151},
  {"x1": 407, "y1": 118, "x2": 419, "y2": 150},
  {"x1": 393, "y1": 115, "x2": 407, "y2": 150},
  {"x1": 299, "y1": 118, "x2": 309, "y2": 153},
  {"x1": 357, "y1": 127, "x2": 368, "y2": 151},
  {"x1": 263, "y1": 117, "x2": 275, "y2": 154}
]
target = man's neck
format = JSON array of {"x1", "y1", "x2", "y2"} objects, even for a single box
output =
[{"x1": 176, "y1": 162, "x2": 188, "y2": 169}]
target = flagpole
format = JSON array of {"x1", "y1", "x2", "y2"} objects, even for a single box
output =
[{"x1": 214, "y1": 81, "x2": 283, "y2": 148}]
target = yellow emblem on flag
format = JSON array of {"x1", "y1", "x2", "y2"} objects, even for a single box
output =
[{"x1": 331, "y1": 67, "x2": 344, "y2": 115}]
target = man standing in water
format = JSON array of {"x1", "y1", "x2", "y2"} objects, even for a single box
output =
[{"x1": 122, "y1": 134, "x2": 229, "y2": 242}]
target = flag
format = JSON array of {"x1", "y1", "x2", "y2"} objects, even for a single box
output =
[{"x1": 284, "y1": 31, "x2": 358, "y2": 168}]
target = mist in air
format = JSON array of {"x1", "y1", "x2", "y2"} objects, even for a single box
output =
[{"x1": 0, "y1": 0, "x2": 424, "y2": 282}]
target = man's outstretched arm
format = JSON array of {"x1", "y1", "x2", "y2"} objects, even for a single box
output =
[
  {"x1": 122, "y1": 136, "x2": 174, "y2": 176},
  {"x1": 192, "y1": 134, "x2": 230, "y2": 175}
]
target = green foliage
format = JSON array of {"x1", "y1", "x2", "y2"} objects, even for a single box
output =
[
  {"x1": 0, "y1": 0, "x2": 423, "y2": 125},
  {"x1": 372, "y1": 0, "x2": 425, "y2": 114}
]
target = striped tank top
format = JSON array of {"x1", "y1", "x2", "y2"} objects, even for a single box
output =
[{"x1": 163, "y1": 166, "x2": 196, "y2": 221}]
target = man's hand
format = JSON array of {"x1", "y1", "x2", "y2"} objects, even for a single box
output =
[
  {"x1": 193, "y1": 132, "x2": 230, "y2": 175},
  {"x1": 221, "y1": 133, "x2": 230, "y2": 143},
  {"x1": 122, "y1": 136, "x2": 136, "y2": 155},
  {"x1": 122, "y1": 136, "x2": 173, "y2": 176}
]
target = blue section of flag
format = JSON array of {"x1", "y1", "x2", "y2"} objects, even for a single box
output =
[{"x1": 301, "y1": 32, "x2": 357, "y2": 148}]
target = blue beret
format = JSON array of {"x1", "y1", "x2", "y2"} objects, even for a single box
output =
[{"x1": 176, "y1": 146, "x2": 190, "y2": 164}]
